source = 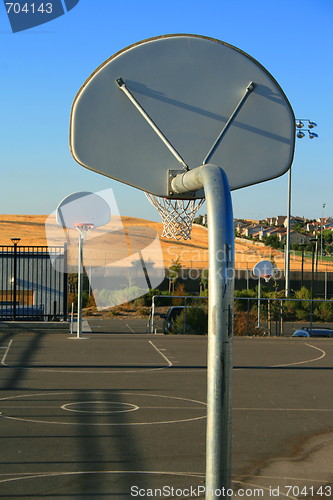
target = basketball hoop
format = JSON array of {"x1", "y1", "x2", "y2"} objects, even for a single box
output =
[
  {"x1": 74, "y1": 223, "x2": 94, "y2": 239},
  {"x1": 145, "y1": 193, "x2": 205, "y2": 240},
  {"x1": 262, "y1": 275, "x2": 272, "y2": 283}
]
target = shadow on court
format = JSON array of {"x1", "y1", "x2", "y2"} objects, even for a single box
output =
[{"x1": 0, "y1": 333, "x2": 158, "y2": 498}]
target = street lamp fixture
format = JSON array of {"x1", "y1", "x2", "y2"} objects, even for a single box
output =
[
  {"x1": 296, "y1": 119, "x2": 318, "y2": 139},
  {"x1": 285, "y1": 118, "x2": 318, "y2": 298},
  {"x1": 11, "y1": 238, "x2": 21, "y2": 245}
]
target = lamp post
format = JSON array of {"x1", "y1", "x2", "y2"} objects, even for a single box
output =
[
  {"x1": 10, "y1": 237, "x2": 21, "y2": 319},
  {"x1": 285, "y1": 119, "x2": 318, "y2": 298},
  {"x1": 321, "y1": 202, "x2": 326, "y2": 259},
  {"x1": 309, "y1": 237, "x2": 318, "y2": 332}
]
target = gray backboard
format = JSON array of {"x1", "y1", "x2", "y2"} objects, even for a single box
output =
[
  {"x1": 253, "y1": 260, "x2": 276, "y2": 277},
  {"x1": 70, "y1": 34, "x2": 295, "y2": 198},
  {"x1": 56, "y1": 191, "x2": 111, "y2": 229}
]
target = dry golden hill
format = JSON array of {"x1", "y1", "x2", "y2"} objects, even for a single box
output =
[{"x1": 0, "y1": 214, "x2": 330, "y2": 272}]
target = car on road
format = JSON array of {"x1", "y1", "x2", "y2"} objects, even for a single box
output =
[
  {"x1": 292, "y1": 327, "x2": 333, "y2": 338},
  {"x1": 160, "y1": 306, "x2": 185, "y2": 334}
]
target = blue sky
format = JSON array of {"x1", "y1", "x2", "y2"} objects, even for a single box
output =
[{"x1": 1, "y1": 0, "x2": 332, "y2": 223}]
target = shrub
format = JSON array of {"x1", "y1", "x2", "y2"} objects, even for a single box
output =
[
  {"x1": 314, "y1": 300, "x2": 333, "y2": 322},
  {"x1": 137, "y1": 307, "x2": 150, "y2": 316},
  {"x1": 234, "y1": 289, "x2": 257, "y2": 312},
  {"x1": 68, "y1": 291, "x2": 90, "y2": 312},
  {"x1": 234, "y1": 310, "x2": 263, "y2": 336},
  {"x1": 172, "y1": 284, "x2": 188, "y2": 305},
  {"x1": 172, "y1": 307, "x2": 208, "y2": 335}
]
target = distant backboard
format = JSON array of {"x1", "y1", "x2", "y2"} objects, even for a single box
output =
[
  {"x1": 56, "y1": 191, "x2": 111, "y2": 230},
  {"x1": 70, "y1": 34, "x2": 295, "y2": 198},
  {"x1": 253, "y1": 260, "x2": 276, "y2": 278}
]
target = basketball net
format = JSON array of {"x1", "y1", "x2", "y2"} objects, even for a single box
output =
[
  {"x1": 145, "y1": 193, "x2": 205, "y2": 240},
  {"x1": 74, "y1": 223, "x2": 94, "y2": 239},
  {"x1": 262, "y1": 275, "x2": 272, "y2": 283}
]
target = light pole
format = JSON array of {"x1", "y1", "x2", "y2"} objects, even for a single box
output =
[
  {"x1": 321, "y1": 202, "x2": 326, "y2": 259},
  {"x1": 310, "y1": 237, "x2": 318, "y2": 332},
  {"x1": 11, "y1": 237, "x2": 21, "y2": 319},
  {"x1": 285, "y1": 119, "x2": 318, "y2": 297}
]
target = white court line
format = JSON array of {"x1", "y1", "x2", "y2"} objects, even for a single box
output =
[
  {"x1": 0, "y1": 391, "x2": 206, "y2": 426},
  {"x1": 0, "y1": 471, "x2": 298, "y2": 499},
  {"x1": 149, "y1": 341, "x2": 173, "y2": 367},
  {"x1": 273, "y1": 343, "x2": 326, "y2": 368},
  {"x1": 0, "y1": 337, "x2": 173, "y2": 374},
  {"x1": 126, "y1": 323, "x2": 135, "y2": 333},
  {"x1": 1, "y1": 339, "x2": 13, "y2": 366},
  {"x1": 234, "y1": 407, "x2": 333, "y2": 412}
]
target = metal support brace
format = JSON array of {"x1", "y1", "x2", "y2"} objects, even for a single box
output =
[
  {"x1": 203, "y1": 82, "x2": 255, "y2": 165},
  {"x1": 172, "y1": 164, "x2": 234, "y2": 499},
  {"x1": 115, "y1": 77, "x2": 189, "y2": 170}
]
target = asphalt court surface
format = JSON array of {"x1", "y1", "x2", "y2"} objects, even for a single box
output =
[{"x1": 0, "y1": 327, "x2": 333, "y2": 499}]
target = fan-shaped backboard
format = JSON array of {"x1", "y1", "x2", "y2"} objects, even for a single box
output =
[
  {"x1": 70, "y1": 34, "x2": 295, "y2": 198},
  {"x1": 56, "y1": 191, "x2": 111, "y2": 230},
  {"x1": 253, "y1": 260, "x2": 276, "y2": 278}
]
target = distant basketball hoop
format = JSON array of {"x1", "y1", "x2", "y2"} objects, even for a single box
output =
[
  {"x1": 253, "y1": 260, "x2": 276, "y2": 280},
  {"x1": 74, "y1": 222, "x2": 95, "y2": 239},
  {"x1": 56, "y1": 192, "x2": 111, "y2": 339},
  {"x1": 261, "y1": 274, "x2": 272, "y2": 283},
  {"x1": 253, "y1": 261, "x2": 277, "y2": 329}
]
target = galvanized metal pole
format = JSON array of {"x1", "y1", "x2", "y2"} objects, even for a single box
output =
[
  {"x1": 171, "y1": 164, "x2": 234, "y2": 499},
  {"x1": 77, "y1": 233, "x2": 83, "y2": 339},
  {"x1": 257, "y1": 277, "x2": 261, "y2": 328},
  {"x1": 63, "y1": 242, "x2": 68, "y2": 322},
  {"x1": 285, "y1": 167, "x2": 291, "y2": 297}
]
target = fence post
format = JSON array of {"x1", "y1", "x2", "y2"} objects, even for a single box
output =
[
  {"x1": 183, "y1": 296, "x2": 187, "y2": 335},
  {"x1": 280, "y1": 300, "x2": 283, "y2": 336},
  {"x1": 63, "y1": 242, "x2": 68, "y2": 322}
]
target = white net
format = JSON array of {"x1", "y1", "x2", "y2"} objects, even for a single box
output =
[
  {"x1": 145, "y1": 193, "x2": 205, "y2": 240},
  {"x1": 262, "y1": 275, "x2": 272, "y2": 283},
  {"x1": 74, "y1": 223, "x2": 94, "y2": 240}
]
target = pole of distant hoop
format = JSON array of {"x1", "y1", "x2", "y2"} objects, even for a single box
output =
[
  {"x1": 75, "y1": 224, "x2": 93, "y2": 339},
  {"x1": 171, "y1": 164, "x2": 234, "y2": 499},
  {"x1": 77, "y1": 230, "x2": 84, "y2": 339}
]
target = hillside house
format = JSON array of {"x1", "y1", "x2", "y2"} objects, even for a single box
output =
[
  {"x1": 283, "y1": 216, "x2": 305, "y2": 228},
  {"x1": 278, "y1": 230, "x2": 310, "y2": 245}
]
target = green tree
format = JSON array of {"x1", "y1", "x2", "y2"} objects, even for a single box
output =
[
  {"x1": 323, "y1": 230, "x2": 333, "y2": 243},
  {"x1": 264, "y1": 235, "x2": 281, "y2": 249},
  {"x1": 168, "y1": 257, "x2": 182, "y2": 292},
  {"x1": 194, "y1": 215, "x2": 203, "y2": 225},
  {"x1": 200, "y1": 269, "x2": 208, "y2": 292}
]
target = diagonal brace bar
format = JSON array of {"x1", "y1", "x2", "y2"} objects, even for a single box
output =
[
  {"x1": 115, "y1": 78, "x2": 189, "y2": 170},
  {"x1": 203, "y1": 82, "x2": 255, "y2": 165}
]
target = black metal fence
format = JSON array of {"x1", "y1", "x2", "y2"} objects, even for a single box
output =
[{"x1": 0, "y1": 245, "x2": 67, "y2": 321}]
